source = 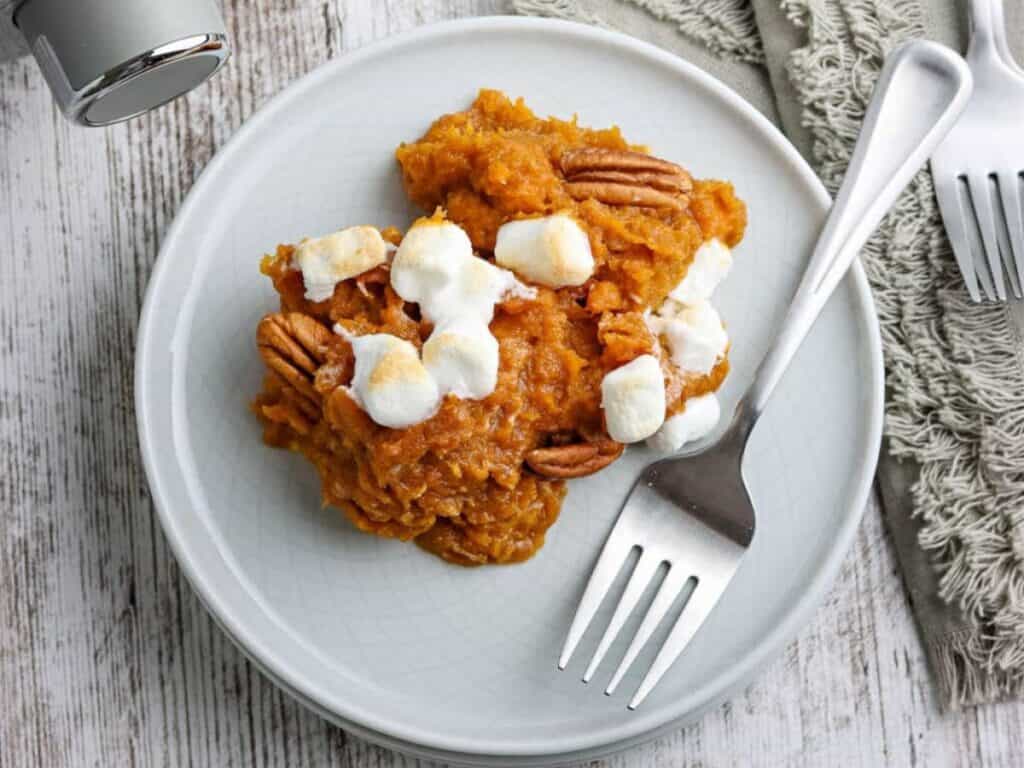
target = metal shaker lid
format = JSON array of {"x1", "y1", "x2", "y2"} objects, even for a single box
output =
[{"x1": 15, "y1": 0, "x2": 229, "y2": 126}]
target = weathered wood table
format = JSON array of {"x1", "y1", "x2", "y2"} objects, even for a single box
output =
[{"x1": 2, "y1": 2, "x2": 1023, "y2": 765}]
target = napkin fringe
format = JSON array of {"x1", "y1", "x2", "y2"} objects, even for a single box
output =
[
  {"x1": 512, "y1": 0, "x2": 604, "y2": 25},
  {"x1": 931, "y1": 630, "x2": 1024, "y2": 709},
  {"x1": 782, "y1": 0, "x2": 1024, "y2": 706},
  {"x1": 511, "y1": 0, "x2": 764, "y2": 64}
]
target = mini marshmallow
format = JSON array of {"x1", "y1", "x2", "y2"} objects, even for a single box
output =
[
  {"x1": 391, "y1": 219, "x2": 532, "y2": 325},
  {"x1": 647, "y1": 300, "x2": 728, "y2": 375},
  {"x1": 494, "y1": 214, "x2": 595, "y2": 288},
  {"x1": 646, "y1": 394, "x2": 721, "y2": 453},
  {"x1": 390, "y1": 220, "x2": 473, "y2": 314},
  {"x1": 422, "y1": 318, "x2": 500, "y2": 400},
  {"x1": 345, "y1": 333, "x2": 440, "y2": 429},
  {"x1": 601, "y1": 354, "x2": 666, "y2": 443},
  {"x1": 669, "y1": 238, "x2": 733, "y2": 305},
  {"x1": 453, "y1": 256, "x2": 532, "y2": 325},
  {"x1": 294, "y1": 225, "x2": 389, "y2": 302}
]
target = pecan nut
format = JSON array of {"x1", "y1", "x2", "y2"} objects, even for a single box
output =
[
  {"x1": 560, "y1": 148, "x2": 692, "y2": 210},
  {"x1": 526, "y1": 439, "x2": 624, "y2": 479},
  {"x1": 257, "y1": 312, "x2": 332, "y2": 408}
]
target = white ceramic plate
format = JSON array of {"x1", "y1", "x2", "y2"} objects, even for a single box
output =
[{"x1": 136, "y1": 17, "x2": 883, "y2": 766}]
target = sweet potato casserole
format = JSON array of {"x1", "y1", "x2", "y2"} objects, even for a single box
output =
[{"x1": 252, "y1": 90, "x2": 746, "y2": 565}]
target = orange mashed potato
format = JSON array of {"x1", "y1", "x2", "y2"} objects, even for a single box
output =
[{"x1": 252, "y1": 90, "x2": 746, "y2": 565}]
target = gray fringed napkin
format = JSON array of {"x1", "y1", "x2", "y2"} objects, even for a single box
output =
[{"x1": 515, "y1": 0, "x2": 1024, "y2": 708}]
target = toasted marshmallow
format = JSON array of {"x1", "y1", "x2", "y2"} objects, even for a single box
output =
[
  {"x1": 601, "y1": 354, "x2": 666, "y2": 443},
  {"x1": 647, "y1": 300, "x2": 728, "y2": 375},
  {"x1": 391, "y1": 219, "x2": 532, "y2": 325},
  {"x1": 422, "y1": 318, "x2": 500, "y2": 400},
  {"x1": 494, "y1": 214, "x2": 594, "y2": 288},
  {"x1": 390, "y1": 220, "x2": 473, "y2": 314},
  {"x1": 647, "y1": 394, "x2": 721, "y2": 453},
  {"x1": 345, "y1": 333, "x2": 440, "y2": 429},
  {"x1": 454, "y1": 256, "x2": 532, "y2": 325},
  {"x1": 294, "y1": 226, "x2": 389, "y2": 302},
  {"x1": 669, "y1": 238, "x2": 732, "y2": 305}
]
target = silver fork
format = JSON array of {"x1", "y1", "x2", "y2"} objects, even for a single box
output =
[
  {"x1": 931, "y1": 0, "x2": 1024, "y2": 301},
  {"x1": 559, "y1": 41, "x2": 972, "y2": 710}
]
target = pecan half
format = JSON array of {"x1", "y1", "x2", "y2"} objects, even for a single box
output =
[
  {"x1": 560, "y1": 148, "x2": 692, "y2": 210},
  {"x1": 257, "y1": 312, "x2": 332, "y2": 408},
  {"x1": 526, "y1": 439, "x2": 624, "y2": 479}
]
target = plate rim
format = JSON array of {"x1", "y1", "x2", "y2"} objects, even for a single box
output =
[{"x1": 135, "y1": 15, "x2": 884, "y2": 764}]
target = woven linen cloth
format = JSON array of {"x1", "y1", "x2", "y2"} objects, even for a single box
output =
[{"x1": 514, "y1": 0, "x2": 1024, "y2": 708}]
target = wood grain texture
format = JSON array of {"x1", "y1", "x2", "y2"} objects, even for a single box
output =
[{"x1": 1, "y1": 1, "x2": 1023, "y2": 766}]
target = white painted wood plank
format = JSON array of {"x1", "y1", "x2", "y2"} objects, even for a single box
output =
[{"x1": 2, "y1": 1, "x2": 1023, "y2": 766}]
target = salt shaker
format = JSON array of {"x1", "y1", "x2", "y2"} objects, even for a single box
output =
[{"x1": 0, "y1": 0, "x2": 229, "y2": 126}]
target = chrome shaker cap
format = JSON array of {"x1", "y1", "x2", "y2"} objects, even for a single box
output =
[{"x1": 16, "y1": 0, "x2": 229, "y2": 126}]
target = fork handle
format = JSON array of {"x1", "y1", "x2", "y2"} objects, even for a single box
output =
[
  {"x1": 970, "y1": 0, "x2": 1000, "y2": 59},
  {"x1": 731, "y1": 41, "x2": 972, "y2": 438},
  {"x1": 971, "y1": 0, "x2": 1023, "y2": 73}
]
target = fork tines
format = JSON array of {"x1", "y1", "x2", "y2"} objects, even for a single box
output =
[
  {"x1": 933, "y1": 171, "x2": 1024, "y2": 301},
  {"x1": 558, "y1": 482, "x2": 743, "y2": 710}
]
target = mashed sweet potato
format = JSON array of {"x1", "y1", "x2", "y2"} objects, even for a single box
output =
[{"x1": 252, "y1": 90, "x2": 745, "y2": 565}]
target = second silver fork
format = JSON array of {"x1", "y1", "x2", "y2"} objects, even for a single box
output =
[{"x1": 931, "y1": 0, "x2": 1024, "y2": 301}]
